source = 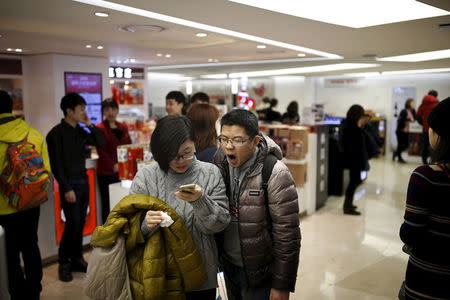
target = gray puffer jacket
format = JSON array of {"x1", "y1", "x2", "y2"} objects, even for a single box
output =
[{"x1": 214, "y1": 134, "x2": 301, "y2": 292}]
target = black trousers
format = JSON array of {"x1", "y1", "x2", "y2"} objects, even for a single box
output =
[
  {"x1": 97, "y1": 174, "x2": 119, "y2": 224},
  {"x1": 395, "y1": 131, "x2": 409, "y2": 159},
  {"x1": 421, "y1": 131, "x2": 431, "y2": 164},
  {"x1": 344, "y1": 167, "x2": 363, "y2": 209},
  {"x1": 0, "y1": 206, "x2": 42, "y2": 300},
  {"x1": 58, "y1": 180, "x2": 89, "y2": 264}
]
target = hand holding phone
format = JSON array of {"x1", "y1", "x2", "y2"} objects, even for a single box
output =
[{"x1": 176, "y1": 184, "x2": 203, "y2": 202}]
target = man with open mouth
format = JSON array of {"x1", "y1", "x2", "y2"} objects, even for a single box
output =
[{"x1": 214, "y1": 109, "x2": 301, "y2": 300}]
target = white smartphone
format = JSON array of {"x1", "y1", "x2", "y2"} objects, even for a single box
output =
[{"x1": 179, "y1": 184, "x2": 196, "y2": 192}]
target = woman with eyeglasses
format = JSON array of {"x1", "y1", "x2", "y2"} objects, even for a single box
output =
[{"x1": 129, "y1": 115, "x2": 230, "y2": 299}]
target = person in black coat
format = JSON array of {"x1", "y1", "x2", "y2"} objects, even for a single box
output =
[
  {"x1": 394, "y1": 98, "x2": 416, "y2": 163},
  {"x1": 339, "y1": 105, "x2": 370, "y2": 215}
]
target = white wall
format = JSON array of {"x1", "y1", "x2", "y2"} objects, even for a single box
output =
[
  {"x1": 23, "y1": 54, "x2": 110, "y2": 136},
  {"x1": 273, "y1": 76, "x2": 307, "y2": 114},
  {"x1": 146, "y1": 74, "x2": 184, "y2": 112}
]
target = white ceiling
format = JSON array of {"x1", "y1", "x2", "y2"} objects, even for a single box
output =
[{"x1": 1, "y1": 0, "x2": 450, "y2": 77}]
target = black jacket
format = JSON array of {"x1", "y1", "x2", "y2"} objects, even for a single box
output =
[
  {"x1": 339, "y1": 119, "x2": 369, "y2": 170},
  {"x1": 46, "y1": 119, "x2": 104, "y2": 192}
]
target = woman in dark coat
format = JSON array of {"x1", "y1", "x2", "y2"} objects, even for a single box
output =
[
  {"x1": 339, "y1": 104, "x2": 370, "y2": 215},
  {"x1": 282, "y1": 101, "x2": 300, "y2": 125},
  {"x1": 394, "y1": 98, "x2": 416, "y2": 163}
]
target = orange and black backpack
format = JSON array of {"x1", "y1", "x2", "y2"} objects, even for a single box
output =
[{"x1": 0, "y1": 121, "x2": 50, "y2": 211}]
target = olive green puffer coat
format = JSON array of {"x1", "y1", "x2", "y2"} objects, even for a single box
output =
[{"x1": 91, "y1": 194, "x2": 207, "y2": 300}]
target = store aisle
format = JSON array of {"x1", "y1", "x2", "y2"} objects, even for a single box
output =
[
  {"x1": 293, "y1": 156, "x2": 419, "y2": 300},
  {"x1": 40, "y1": 156, "x2": 419, "y2": 300}
]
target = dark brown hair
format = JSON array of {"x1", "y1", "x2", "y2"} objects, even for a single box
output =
[
  {"x1": 187, "y1": 104, "x2": 219, "y2": 151},
  {"x1": 405, "y1": 98, "x2": 414, "y2": 110}
]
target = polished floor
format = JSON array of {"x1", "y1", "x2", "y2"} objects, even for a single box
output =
[{"x1": 40, "y1": 155, "x2": 418, "y2": 300}]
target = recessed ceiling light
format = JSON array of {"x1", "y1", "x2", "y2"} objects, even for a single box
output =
[
  {"x1": 97, "y1": 45, "x2": 104, "y2": 49},
  {"x1": 94, "y1": 11, "x2": 109, "y2": 17},
  {"x1": 86, "y1": 45, "x2": 92, "y2": 48},
  {"x1": 165, "y1": 54, "x2": 171, "y2": 58},
  {"x1": 257, "y1": 45, "x2": 267, "y2": 49},
  {"x1": 208, "y1": 58, "x2": 214, "y2": 62},
  {"x1": 297, "y1": 53, "x2": 306, "y2": 57},
  {"x1": 227, "y1": 0, "x2": 449, "y2": 28},
  {"x1": 196, "y1": 32, "x2": 208, "y2": 37},
  {"x1": 71, "y1": 0, "x2": 341, "y2": 59},
  {"x1": 377, "y1": 49, "x2": 450, "y2": 62},
  {"x1": 129, "y1": 58, "x2": 136, "y2": 62},
  {"x1": 6, "y1": 48, "x2": 13, "y2": 51},
  {"x1": 15, "y1": 49, "x2": 23, "y2": 52},
  {"x1": 156, "y1": 53, "x2": 163, "y2": 57},
  {"x1": 228, "y1": 63, "x2": 379, "y2": 78},
  {"x1": 0, "y1": 34, "x2": 3, "y2": 38}
]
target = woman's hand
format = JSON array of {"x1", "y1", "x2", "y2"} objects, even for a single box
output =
[
  {"x1": 175, "y1": 184, "x2": 203, "y2": 202},
  {"x1": 144, "y1": 210, "x2": 164, "y2": 229}
]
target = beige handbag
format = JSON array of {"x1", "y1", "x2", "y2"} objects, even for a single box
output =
[{"x1": 84, "y1": 235, "x2": 132, "y2": 300}]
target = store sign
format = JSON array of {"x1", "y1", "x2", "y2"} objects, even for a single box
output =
[
  {"x1": 324, "y1": 77, "x2": 365, "y2": 88},
  {"x1": 109, "y1": 66, "x2": 144, "y2": 79}
]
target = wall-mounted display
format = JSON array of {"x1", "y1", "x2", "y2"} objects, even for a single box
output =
[{"x1": 64, "y1": 72, "x2": 102, "y2": 124}]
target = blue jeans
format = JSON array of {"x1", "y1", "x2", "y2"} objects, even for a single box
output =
[{"x1": 222, "y1": 259, "x2": 271, "y2": 300}]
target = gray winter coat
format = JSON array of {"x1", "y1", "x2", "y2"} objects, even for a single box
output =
[{"x1": 214, "y1": 135, "x2": 301, "y2": 292}]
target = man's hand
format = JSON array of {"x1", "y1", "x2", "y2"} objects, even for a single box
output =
[
  {"x1": 270, "y1": 289, "x2": 290, "y2": 300},
  {"x1": 64, "y1": 190, "x2": 76, "y2": 203},
  {"x1": 81, "y1": 115, "x2": 92, "y2": 127},
  {"x1": 113, "y1": 163, "x2": 119, "y2": 173},
  {"x1": 145, "y1": 210, "x2": 164, "y2": 229},
  {"x1": 175, "y1": 184, "x2": 203, "y2": 203}
]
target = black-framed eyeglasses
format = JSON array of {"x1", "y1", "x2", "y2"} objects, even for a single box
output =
[
  {"x1": 172, "y1": 152, "x2": 196, "y2": 162},
  {"x1": 217, "y1": 136, "x2": 250, "y2": 146}
]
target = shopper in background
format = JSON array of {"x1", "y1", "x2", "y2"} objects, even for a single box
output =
[
  {"x1": 417, "y1": 90, "x2": 439, "y2": 164},
  {"x1": 256, "y1": 96, "x2": 272, "y2": 120},
  {"x1": 339, "y1": 105, "x2": 370, "y2": 216},
  {"x1": 165, "y1": 90, "x2": 187, "y2": 116},
  {"x1": 282, "y1": 101, "x2": 300, "y2": 125},
  {"x1": 130, "y1": 115, "x2": 230, "y2": 300},
  {"x1": 190, "y1": 91, "x2": 210, "y2": 105},
  {"x1": 96, "y1": 98, "x2": 132, "y2": 224},
  {"x1": 0, "y1": 91, "x2": 50, "y2": 300},
  {"x1": 187, "y1": 103, "x2": 219, "y2": 163},
  {"x1": 214, "y1": 109, "x2": 301, "y2": 300},
  {"x1": 46, "y1": 93, "x2": 105, "y2": 282},
  {"x1": 264, "y1": 98, "x2": 282, "y2": 123},
  {"x1": 399, "y1": 97, "x2": 450, "y2": 300},
  {"x1": 394, "y1": 98, "x2": 416, "y2": 163}
]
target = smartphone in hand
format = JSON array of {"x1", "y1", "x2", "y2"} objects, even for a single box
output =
[{"x1": 179, "y1": 184, "x2": 196, "y2": 193}]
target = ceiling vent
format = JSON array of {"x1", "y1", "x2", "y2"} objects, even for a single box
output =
[
  {"x1": 362, "y1": 54, "x2": 378, "y2": 59},
  {"x1": 118, "y1": 24, "x2": 166, "y2": 33}
]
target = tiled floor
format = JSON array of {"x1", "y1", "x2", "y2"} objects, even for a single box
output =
[{"x1": 41, "y1": 155, "x2": 418, "y2": 299}]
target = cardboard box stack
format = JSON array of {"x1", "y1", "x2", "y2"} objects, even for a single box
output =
[{"x1": 259, "y1": 124, "x2": 309, "y2": 186}]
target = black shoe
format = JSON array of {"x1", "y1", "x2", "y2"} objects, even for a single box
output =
[
  {"x1": 351, "y1": 205, "x2": 357, "y2": 209},
  {"x1": 71, "y1": 258, "x2": 88, "y2": 273},
  {"x1": 58, "y1": 263, "x2": 73, "y2": 282},
  {"x1": 398, "y1": 158, "x2": 406, "y2": 164},
  {"x1": 344, "y1": 209, "x2": 361, "y2": 215}
]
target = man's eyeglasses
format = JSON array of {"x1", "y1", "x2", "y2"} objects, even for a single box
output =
[
  {"x1": 217, "y1": 136, "x2": 250, "y2": 146},
  {"x1": 172, "y1": 152, "x2": 195, "y2": 162}
]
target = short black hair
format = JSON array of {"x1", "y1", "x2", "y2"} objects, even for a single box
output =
[
  {"x1": 166, "y1": 91, "x2": 187, "y2": 114},
  {"x1": 150, "y1": 115, "x2": 194, "y2": 173},
  {"x1": 101, "y1": 98, "x2": 119, "y2": 112},
  {"x1": 191, "y1": 92, "x2": 210, "y2": 104},
  {"x1": 428, "y1": 90, "x2": 438, "y2": 97},
  {"x1": 0, "y1": 90, "x2": 13, "y2": 114},
  {"x1": 270, "y1": 98, "x2": 278, "y2": 108},
  {"x1": 221, "y1": 109, "x2": 259, "y2": 138},
  {"x1": 166, "y1": 91, "x2": 186, "y2": 104},
  {"x1": 60, "y1": 93, "x2": 86, "y2": 116},
  {"x1": 346, "y1": 104, "x2": 365, "y2": 124}
]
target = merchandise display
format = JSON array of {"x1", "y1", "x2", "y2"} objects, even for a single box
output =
[{"x1": 117, "y1": 143, "x2": 153, "y2": 180}]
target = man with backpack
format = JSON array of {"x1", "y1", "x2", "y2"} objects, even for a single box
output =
[
  {"x1": 46, "y1": 93, "x2": 104, "y2": 282},
  {"x1": 0, "y1": 90, "x2": 51, "y2": 300},
  {"x1": 214, "y1": 109, "x2": 301, "y2": 300}
]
